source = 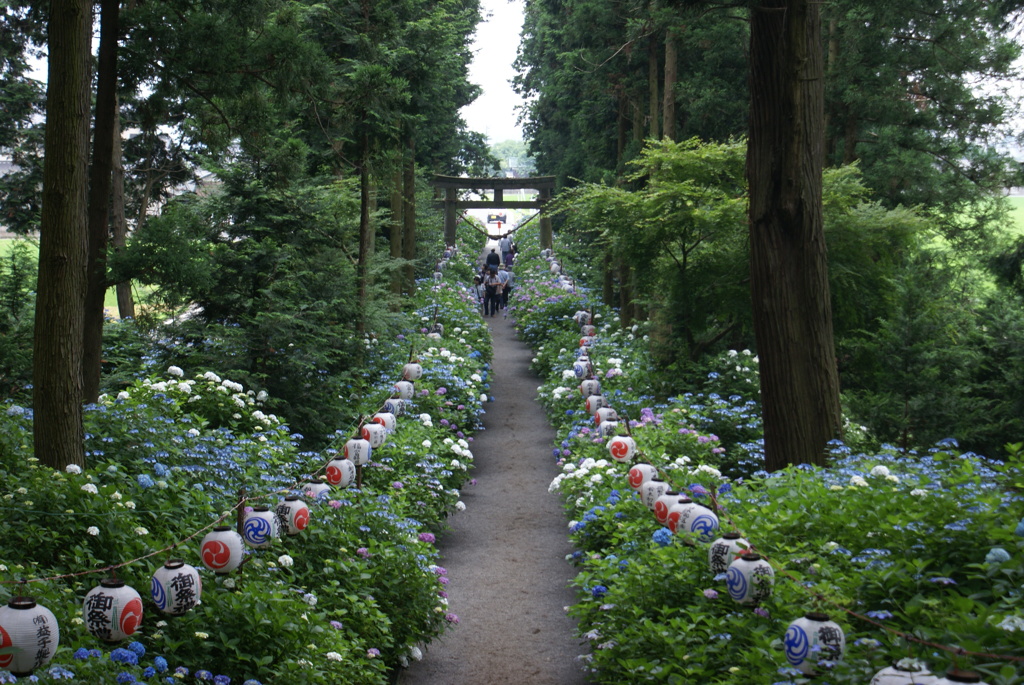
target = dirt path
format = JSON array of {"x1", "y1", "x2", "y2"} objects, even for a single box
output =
[{"x1": 398, "y1": 304, "x2": 589, "y2": 684}]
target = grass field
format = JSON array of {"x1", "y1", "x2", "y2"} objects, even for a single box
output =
[
  {"x1": 0, "y1": 237, "x2": 124, "y2": 314},
  {"x1": 1007, "y1": 196, "x2": 1024, "y2": 235}
]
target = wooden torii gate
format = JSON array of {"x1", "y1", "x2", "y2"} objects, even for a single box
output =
[{"x1": 430, "y1": 175, "x2": 555, "y2": 249}]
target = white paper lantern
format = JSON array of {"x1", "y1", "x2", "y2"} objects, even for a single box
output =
[
  {"x1": 573, "y1": 360, "x2": 591, "y2": 379},
  {"x1": 151, "y1": 560, "x2": 202, "y2": 615},
  {"x1": 573, "y1": 310, "x2": 591, "y2": 325},
  {"x1": 200, "y1": 526, "x2": 246, "y2": 573},
  {"x1": 344, "y1": 438, "x2": 372, "y2": 466},
  {"x1": 933, "y1": 670, "x2": 988, "y2": 684},
  {"x1": 579, "y1": 379, "x2": 601, "y2": 398},
  {"x1": 0, "y1": 597, "x2": 59, "y2": 676},
  {"x1": 726, "y1": 553, "x2": 774, "y2": 605},
  {"x1": 784, "y1": 612, "x2": 845, "y2": 674},
  {"x1": 242, "y1": 507, "x2": 280, "y2": 548},
  {"x1": 325, "y1": 457, "x2": 357, "y2": 488},
  {"x1": 383, "y1": 398, "x2": 405, "y2": 416},
  {"x1": 402, "y1": 363, "x2": 423, "y2": 381},
  {"x1": 372, "y1": 412, "x2": 397, "y2": 432},
  {"x1": 594, "y1": 407, "x2": 618, "y2": 425},
  {"x1": 708, "y1": 532, "x2": 750, "y2": 574},
  {"x1": 607, "y1": 435, "x2": 637, "y2": 463},
  {"x1": 653, "y1": 491, "x2": 681, "y2": 525},
  {"x1": 579, "y1": 336, "x2": 595, "y2": 348},
  {"x1": 393, "y1": 381, "x2": 414, "y2": 400},
  {"x1": 665, "y1": 496, "x2": 698, "y2": 533},
  {"x1": 640, "y1": 480, "x2": 671, "y2": 510},
  {"x1": 677, "y1": 503, "x2": 719, "y2": 541},
  {"x1": 550, "y1": 261, "x2": 561, "y2": 274},
  {"x1": 585, "y1": 395, "x2": 608, "y2": 414},
  {"x1": 628, "y1": 463, "x2": 657, "y2": 490},
  {"x1": 83, "y1": 578, "x2": 143, "y2": 642},
  {"x1": 580, "y1": 324, "x2": 596, "y2": 337},
  {"x1": 276, "y1": 495, "x2": 310, "y2": 535},
  {"x1": 303, "y1": 482, "x2": 332, "y2": 499},
  {"x1": 432, "y1": 271, "x2": 443, "y2": 281},
  {"x1": 871, "y1": 659, "x2": 939, "y2": 684},
  {"x1": 362, "y1": 423, "x2": 387, "y2": 448},
  {"x1": 598, "y1": 420, "x2": 619, "y2": 437}
]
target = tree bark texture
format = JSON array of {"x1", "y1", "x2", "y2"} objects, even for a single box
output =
[
  {"x1": 357, "y1": 142, "x2": 373, "y2": 333},
  {"x1": 648, "y1": 37, "x2": 660, "y2": 139},
  {"x1": 110, "y1": 96, "x2": 136, "y2": 320},
  {"x1": 389, "y1": 164, "x2": 403, "y2": 297},
  {"x1": 747, "y1": 0, "x2": 842, "y2": 471},
  {"x1": 83, "y1": 0, "x2": 120, "y2": 402},
  {"x1": 662, "y1": 31, "x2": 678, "y2": 141},
  {"x1": 34, "y1": 0, "x2": 91, "y2": 470},
  {"x1": 402, "y1": 138, "x2": 416, "y2": 296}
]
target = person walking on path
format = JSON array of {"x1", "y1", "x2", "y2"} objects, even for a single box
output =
[
  {"x1": 499, "y1": 234, "x2": 513, "y2": 265},
  {"x1": 397, "y1": 313, "x2": 589, "y2": 685},
  {"x1": 483, "y1": 269, "x2": 502, "y2": 318},
  {"x1": 496, "y1": 265, "x2": 512, "y2": 312},
  {"x1": 486, "y1": 248, "x2": 501, "y2": 270}
]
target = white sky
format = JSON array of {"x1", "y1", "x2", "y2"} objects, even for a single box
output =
[{"x1": 460, "y1": 0, "x2": 526, "y2": 144}]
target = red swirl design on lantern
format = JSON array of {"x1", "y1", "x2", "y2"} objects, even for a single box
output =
[
  {"x1": 628, "y1": 467, "x2": 645, "y2": 489},
  {"x1": 667, "y1": 511, "x2": 681, "y2": 533},
  {"x1": 326, "y1": 463, "x2": 342, "y2": 485},
  {"x1": 120, "y1": 597, "x2": 143, "y2": 635},
  {"x1": 609, "y1": 438, "x2": 631, "y2": 460},
  {"x1": 202, "y1": 540, "x2": 232, "y2": 570},
  {"x1": 293, "y1": 507, "x2": 310, "y2": 531},
  {"x1": 654, "y1": 500, "x2": 671, "y2": 523},
  {"x1": 0, "y1": 625, "x2": 12, "y2": 668}
]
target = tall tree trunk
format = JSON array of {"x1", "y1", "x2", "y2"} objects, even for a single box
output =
[
  {"x1": 356, "y1": 139, "x2": 373, "y2": 333},
  {"x1": 648, "y1": 37, "x2": 660, "y2": 139},
  {"x1": 110, "y1": 95, "x2": 135, "y2": 320},
  {"x1": 34, "y1": 0, "x2": 91, "y2": 471},
  {"x1": 616, "y1": 92, "x2": 628, "y2": 170},
  {"x1": 389, "y1": 161, "x2": 403, "y2": 297},
  {"x1": 662, "y1": 30, "x2": 678, "y2": 142},
  {"x1": 83, "y1": 0, "x2": 120, "y2": 403},
  {"x1": 602, "y1": 251, "x2": 614, "y2": 307},
  {"x1": 747, "y1": 0, "x2": 842, "y2": 472},
  {"x1": 402, "y1": 137, "x2": 416, "y2": 295},
  {"x1": 824, "y1": 16, "x2": 838, "y2": 160}
]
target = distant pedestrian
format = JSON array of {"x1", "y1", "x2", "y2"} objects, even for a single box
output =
[
  {"x1": 499, "y1": 235, "x2": 512, "y2": 265},
  {"x1": 497, "y1": 265, "x2": 511, "y2": 310},
  {"x1": 471, "y1": 275, "x2": 484, "y2": 314},
  {"x1": 483, "y1": 269, "x2": 502, "y2": 317},
  {"x1": 486, "y1": 248, "x2": 501, "y2": 269}
]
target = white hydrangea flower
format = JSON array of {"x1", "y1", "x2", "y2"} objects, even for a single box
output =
[
  {"x1": 869, "y1": 465, "x2": 891, "y2": 477},
  {"x1": 117, "y1": 391, "x2": 130, "y2": 400},
  {"x1": 204, "y1": 371, "x2": 221, "y2": 383},
  {"x1": 910, "y1": 488, "x2": 928, "y2": 497},
  {"x1": 168, "y1": 366, "x2": 184, "y2": 377},
  {"x1": 278, "y1": 555, "x2": 294, "y2": 568},
  {"x1": 326, "y1": 652, "x2": 343, "y2": 661},
  {"x1": 81, "y1": 483, "x2": 98, "y2": 494},
  {"x1": 997, "y1": 615, "x2": 1024, "y2": 632},
  {"x1": 422, "y1": 440, "x2": 432, "y2": 449},
  {"x1": 850, "y1": 475, "x2": 869, "y2": 487},
  {"x1": 134, "y1": 527, "x2": 148, "y2": 536},
  {"x1": 886, "y1": 474, "x2": 900, "y2": 483},
  {"x1": 110, "y1": 491, "x2": 122, "y2": 501},
  {"x1": 256, "y1": 390, "x2": 269, "y2": 402},
  {"x1": 455, "y1": 501, "x2": 466, "y2": 511},
  {"x1": 87, "y1": 526, "x2": 100, "y2": 536}
]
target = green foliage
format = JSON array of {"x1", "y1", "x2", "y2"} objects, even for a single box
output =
[
  {"x1": 0, "y1": 239, "x2": 35, "y2": 399},
  {"x1": 513, "y1": 237, "x2": 1024, "y2": 682},
  {"x1": 0, "y1": 253, "x2": 490, "y2": 683}
]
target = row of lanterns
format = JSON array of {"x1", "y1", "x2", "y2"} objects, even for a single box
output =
[
  {"x1": 559, "y1": 307, "x2": 983, "y2": 683},
  {"x1": 0, "y1": 356, "x2": 436, "y2": 676}
]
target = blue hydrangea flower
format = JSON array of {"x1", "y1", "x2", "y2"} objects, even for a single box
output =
[
  {"x1": 242, "y1": 680, "x2": 264, "y2": 685},
  {"x1": 153, "y1": 656, "x2": 168, "y2": 672},
  {"x1": 137, "y1": 474, "x2": 155, "y2": 488},
  {"x1": 143, "y1": 667, "x2": 156, "y2": 678},
  {"x1": 214, "y1": 676, "x2": 231, "y2": 685},
  {"x1": 652, "y1": 528, "x2": 674, "y2": 547},
  {"x1": 73, "y1": 648, "x2": 90, "y2": 660},
  {"x1": 127, "y1": 641, "x2": 146, "y2": 657},
  {"x1": 110, "y1": 648, "x2": 139, "y2": 666},
  {"x1": 590, "y1": 585, "x2": 608, "y2": 599},
  {"x1": 195, "y1": 670, "x2": 213, "y2": 681},
  {"x1": 986, "y1": 547, "x2": 1011, "y2": 564},
  {"x1": 116, "y1": 673, "x2": 136, "y2": 684}
]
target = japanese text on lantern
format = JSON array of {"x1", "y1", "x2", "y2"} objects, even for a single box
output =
[
  {"x1": 33, "y1": 615, "x2": 54, "y2": 668},
  {"x1": 85, "y1": 592, "x2": 114, "y2": 640},
  {"x1": 170, "y1": 574, "x2": 197, "y2": 613}
]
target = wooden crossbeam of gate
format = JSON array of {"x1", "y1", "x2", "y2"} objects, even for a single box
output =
[{"x1": 430, "y1": 174, "x2": 556, "y2": 249}]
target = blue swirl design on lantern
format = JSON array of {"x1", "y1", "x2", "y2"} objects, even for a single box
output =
[
  {"x1": 784, "y1": 624, "x2": 810, "y2": 666},
  {"x1": 574, "y1": 363, "x2": 587, "y2": 378},
  {"x1": 726, "y1": 566, "x2": 747, "y2": 601},
  {"x1": 689, "y1": 514, "x2": 719, "y2": 541},
  {"x1": 151, "y1": 577, "x2": 167, "y2": 611},
  {"x1": 244, "y1": 516, "x2": 273, "y2": 545}
]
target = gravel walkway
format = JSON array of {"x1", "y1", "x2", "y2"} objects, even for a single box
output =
[{"x1": 398, "y1": 301, "x2": 589, "y2": 684}]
